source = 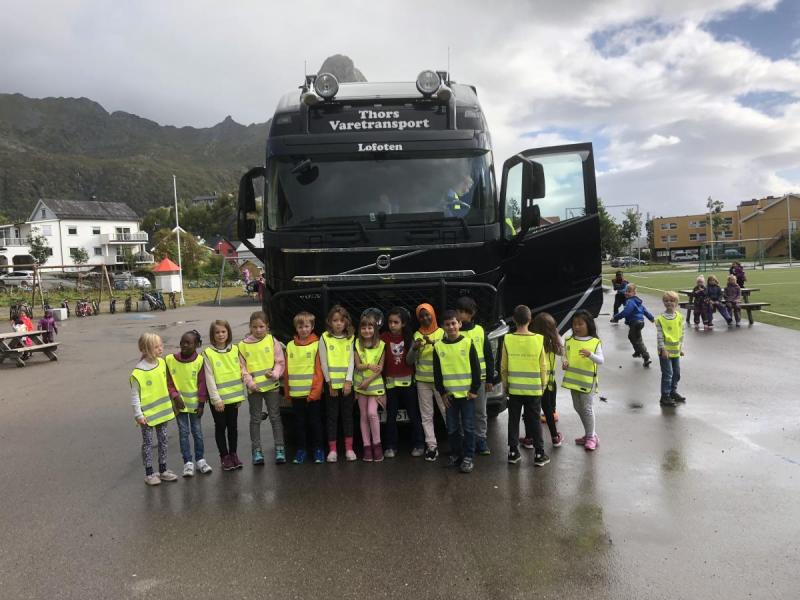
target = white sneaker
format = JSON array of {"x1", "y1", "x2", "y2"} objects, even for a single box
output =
[
  {"x1": 326, "y1": 451, "x2": 338, "y2": 463},
  {"x1": 196, "y1": 459, "x2": 213, "y2": 474},
  {"x1": 159, "y1": 469, "x2": 178, "y2": 482},
  {"x1": 182, "y1": 462, "x2": 195, "y2": 477},
  {"x1": 144, "y1": 474, "x2": 161, "y2": 486},
  {"x1": 345, "y1": 449, "x2": 357, "y2": 461}
]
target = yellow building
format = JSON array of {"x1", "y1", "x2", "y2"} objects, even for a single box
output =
[
  {"x1": 651, "y1": 210, "x2": 738, "y2": 259},
  {"x1": 738, "y1": 195, "x2": 800, "y2": 258}
]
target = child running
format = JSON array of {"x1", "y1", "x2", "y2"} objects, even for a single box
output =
[
  {"x1": 319, "y1": 305, "x2": 356, "y2": 462},
  {"x1": 611, "y1": 282, "x2": 655, "y2": 367},
  {"x1": 166, "y1": 330, "x2": 212, "y2": 476},
  {"x1": 284, "y1": 311, "x2": 324, "y2": 464},
  {"x1": 130, "y1": 333, "x2": 178, "y2": 485},
  {"x1": 38, "y1": 309, "x2": 58, "y2": 344},
  {"x1": 204, "y1": 320, "x2": 247, "y2": 471},
  {"x1": 562, "y1": 310, "x2": 603, "y2": 451},
  {"x1": 531, "y1": 311, "x2": 564, "y2": 447},
  {"x1": 433, "y1": 309, "x2": 482, "y2": 473},
  {"x1": 455, "y1": 296, "x2": 497, "y2": 456},
  {"x1": 354, "y1": 308, "x2": 387, "y2": 462},
  {"x1": 407, "y1": 303, "x2": 447, "y2": 462},
  {"x1": 239, "y1": 311, "x2": 286, "y2": 465},
  {"x1": 655, "y1": 291, "x2": 686, "y2": 407},
  {"x1": 502, "y1": 305, "x2": 550, "y2": 467},
  {"x1": 381, "y1": 307, "x2": 425, "y2": 458},
  {"x1": 611, "y1": 271, "x2": 629, "y2": 316}
]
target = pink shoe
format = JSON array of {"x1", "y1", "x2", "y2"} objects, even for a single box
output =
[
  {"x1": 373, "y1": 443, "x2": 384, "y2": 462},
  {"x1": 584, "y1": 435, "x2": 599, "y2": 451},
  {"x1": 552, "y1": 432, "x2": 563, "y2": 447},
  {"x1": 574, "y1": 435, "x2": 587, "y2": 446},
  {"x1": 362, "y1": 445, "x2": 373, "y2": 462}
]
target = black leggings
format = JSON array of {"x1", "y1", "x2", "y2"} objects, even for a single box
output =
[
  {"x1": 540, "y1": 386, "x2": 558, "y2": 438},
  {"x1": 326, "y1": 389, "x2": 354, "y2": 442},
  {"x1": 211, "y1": 403, "x2": 239, "y2": 456}
]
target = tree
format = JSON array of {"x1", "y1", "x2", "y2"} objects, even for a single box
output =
[
  {"x1": 28, "y1": 229, "x2": 51, "y2": 265},
  {"x1": 707, "y1": 196, "x2": 728, "y2": 241},
  {"x1": 119, "y1": 247, "x2": 137, "y2": 272},
  {"x1": 0, "y1": 210, "x2": 9, "y2": 224},
  {"x1": 620, "y1": 209, "x2": 642, "y2": 256},
  {"x1": 70, "y1": 247, "x2": 89, "y2": 290},
  {"x1": 151, "y1": 228, "x2": 209, "y2": 279},
  {"x1": 598, "y1": 199, "x2": 623, "y2": 258}
]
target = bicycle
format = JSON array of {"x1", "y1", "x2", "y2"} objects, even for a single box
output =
[
  {"x1": 124, "y1": 295, "x2": 132, "y2": 312},
  {"x1": 10, "y1": 300, "x2": 33, "y2": 321},
  {"x1": 75, "y1": 298, "x2": 93, "y2": 317},
  {"x1": 168, "y1": 292, "x2": 178, "y2": 309},
  {"x1": 109, "y1": 298, "x2": 117, "y2": 314},
  {"x1": 141, "y1": 291, "x2": 166, "y2": 311},
  {"x1": 92, "y1": 300, "x2": 100, "y2": 315}
]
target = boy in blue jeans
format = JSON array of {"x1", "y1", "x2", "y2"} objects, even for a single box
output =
[
  {"x1": 655, "y1": 291, "x2": 686, "y2": 407},
  {"x1": 433, "y1": 309, "x2": 482, "y2": 474}
]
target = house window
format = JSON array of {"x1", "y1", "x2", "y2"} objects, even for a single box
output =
[
  {"x1": 668, "y1": 234, "x2": 678, "y2": 242},
  {"x1": 41, "y1": 209, "x2": 46, "y2": 219},
  {"x1": 68, "y1": 227, "x2": 77, "y2": 235},
  {"x1": 69, "y1": 247, "x2": 80, "y2": 258},
  {"x1": 660, "y1": 223, "x2": 669, "y2": 230},
  {"x1": 723, "y1": 217, "x2": 733, "y2": 225},
  {"x1": 94, "y1": 247, "x2": 103, "y2": 256},
  {"x1": 722, "y1": 230, "x2": 734, "y2": 238},
  {"x1": 42, "y1": 225, "x2": 52, "y2": 236},
  {"x1": 660, "y1": 235, "x2": 668, "y2": 243},
  {"x1": 697, "y1": 233, "x2": 707, "y2": 241},
  {"x1": 669, "y1": 223, "x2": 677, "y2": 229},
  {"x1": 92, "y1": 227, "x2": 101, "y2": 235},
  {"x1": 689, "y1": 233, "x2": 697, "y2": 241}
]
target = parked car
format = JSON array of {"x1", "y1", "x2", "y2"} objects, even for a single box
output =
[
  {"x1": 113, "y1": 275, "x2": 151, "y2": 290},
  {"x1": 610, "y1": 256, "x2": 648, "y2": 267},
  {"x1": 0, "y1": 270, "x2": 35, "y2": 287},
  {"x1": 724, "y1": 249, "x2": 744, "y2": 259},
  {"x1": 671, "y1": 251, "x2": 698, "y2": 262}
]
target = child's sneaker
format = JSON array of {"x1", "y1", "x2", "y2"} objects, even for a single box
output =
[
  {"x1": 345, "y1": 449, "x2": 357, "y2": 461},
  {"x1": 670, "y1": 391, "x2": 686, "y2": 403},
  {"x1": 519, "y1": 437, "x2": 534, "y2": 450},
  {"x1": 231, "y1": 453, "x2": 243, "y2": 469},
  {"x1": 384, "y1": 448, "x2": 396, "y2": 459},
  {"x1": 475, "y1": 437, "x2": 491, "y2": 455},
  {"x1": 508, "y1": 448, "x2": 522, "y2": 464},
  {"x1": 363, "y1": 445, "x2": 373, "y2": 462},
  {"x1": 313, "y1": 448, "x2": 325, "y2": 464},
  {"x1": 182, "y1": 461, "x2": 195, "y2": 477},
  {"x1": 459, "y1": 457, "x2": 474, "y2": 473},
  {"x1": 552, "y1": 432, "x2": 563, "y2": 447},
  {"x1": 373, "y1": 444, "x2": 384, "y2": 462},
  {"x1": 326, "y1": 450, "x2": 338, "y2": 463},
  {"x1": 252, "y1": 449, "x2": 265, "y2": 465},
  {"x1": 575, "y1": 435, "x2": 587, "y2": 446},
  {"x1": 144, "y1": 474, "x2": 161, "y2": 486},
  {"x1": 196, "y1": 458, "x2": 213, "y2": 474},
  {"x1": 643, "y1": 357, "x2": 652, "y2": 368},
  {"x1": 221, "y1": 454, "x2": 236, "y2": 471},
  {"x1": 292, "y1": 449, "x2": 306, "y2": 464},
  {"x1": 584, "y1": 435, "x2": 599, "y2": 451},
  {"x1": 159, "y1": 469, "x2": 178, "y2": 481},
  {"x1": 424, "y1": 446, "x2": 439, "y2": 462},
  {"x1": 534, "y1": 451, "x2": 550, "y2": 467},
  {"x1": 411, "y1": 446, "x2": 425, "y2": 457},
  {"x1": 446, "y1": 455, "x2": 462, "y2": 468},
  {"x1": 275, "y1": 447, "x2": 286, "y2": 464}
]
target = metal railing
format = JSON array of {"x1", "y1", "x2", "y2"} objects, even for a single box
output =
[
  {"x1": 101, "y1": 232, "x2": 148, "y2": 244},
  {"x1": 0, "y1": 237, "x2": 29, "y2": 246}
]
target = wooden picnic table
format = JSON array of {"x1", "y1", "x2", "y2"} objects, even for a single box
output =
[
  {"x1": 0, "y1": 329, "x2": 59, "y2": 367},
  {"x1": 678, "y1": 288, "x2": 769, "y2": 325}
]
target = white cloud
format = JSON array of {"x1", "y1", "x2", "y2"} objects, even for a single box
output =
[{"x1": 641, "y1": 134, "x2": 681, "y2": 150}]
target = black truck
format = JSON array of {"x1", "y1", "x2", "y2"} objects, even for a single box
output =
[{"x1": 237, "y1": 70, "x2": 602, "y2": 416}]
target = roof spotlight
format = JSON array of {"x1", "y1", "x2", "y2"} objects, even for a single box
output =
[
  {"x1": 416, "y1": 70, "x2": 441, "y2": 96},
  {"x1": 314, "y1": 73, "x2": 339, "y2": 100}
]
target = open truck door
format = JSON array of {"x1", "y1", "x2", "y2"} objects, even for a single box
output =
[{"x1": 499, "y1": 142, "x2": 602, "y2": 330}]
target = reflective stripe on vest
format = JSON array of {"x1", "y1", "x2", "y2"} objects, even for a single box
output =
[
  {"x1": 434, "y1": 336, "x2": 473, "y2": 398},
  {"x1": 287, "y1": 340, "x2": 319, "y2": 398},
  {"x1": 386, "y1": 374, "x2": 413, "y2": 389},
  {"x1": 238, "y1": 335, "x2": 279, "y2": 392},
  {"x1": 354, "y1": 340, "x2": 386, "y2": 396},
  {"x1": 413, "y1": 328, "x2": 444, "y2": 383},
  {"x1": 656, "y1": 313, "x2": 684, "y2": 358},
  {"x1": 504, "y1": 333, "x2": 545, "y2": 396},
  {"x1": 204, "y1": 346, "x2": 246, "y2": 404},
  {"x1": 322, "y1": 332, "x2": 353, "y2": 390},
  {"x1": 462, "y1": 324, "x2": 486, "y2": 381},
  {"x1": 562, "y1": 337, "x2": 601, "y2": 393},
  {"x1": 165, "y1": 354, "x2": 204, "y2": 413},
  {"x1": 131, "y1": 358, "x2": 175, "y2": 426}
]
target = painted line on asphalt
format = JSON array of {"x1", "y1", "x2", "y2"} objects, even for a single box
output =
[{"x1": 761, "y1": 310, "x2": 800, "y2": 321}]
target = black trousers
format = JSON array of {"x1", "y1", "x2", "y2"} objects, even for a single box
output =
[
  {"x1": 293, "y1": 397, "x2": 322, "y2": 451},
  {"x1": 211, "y1": 403, "x2": 239, "y2": 456},
  {"x1": 325, "y1": 388, "x2": 354, "y2": 442},
  {"x1": 540, "y1": 386, "x2": 558, "y2": 438},
  {"x1": 508, "y1": 394, "x2": 543, "y2": 452},
  {"x1": 613, "y1": 293, "x2": 626, "y2": 314},
  {"x1": 627, "y1": 321, "x2": 649, "y2": 359}
]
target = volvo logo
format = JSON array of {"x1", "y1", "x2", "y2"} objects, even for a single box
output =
[{"x1": 376, "y1": 254, "x2": 391, "y2": 270}]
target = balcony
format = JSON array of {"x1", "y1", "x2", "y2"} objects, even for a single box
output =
[
  {"x1": 105, "y1": 252, "x2": 155, "y2": 265},
  {"x1": 100, "y1": 232, "x2": 149, "y2": 244},
  {"x1": 0, "y1": 237, "x2": 29, "y2": 247}
]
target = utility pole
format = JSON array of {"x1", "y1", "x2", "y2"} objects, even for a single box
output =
[{"x1": 173, "y1": 175, "x2": 185, "y2": 305}]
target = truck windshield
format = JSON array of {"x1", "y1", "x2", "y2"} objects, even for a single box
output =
[{"x1": 267, "y1": 152, "x2": 495, "y2": 230}]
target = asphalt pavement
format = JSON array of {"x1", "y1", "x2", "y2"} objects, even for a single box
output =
[{"x1": 0, "y1": 293, "x2": 798, "y2": 600}]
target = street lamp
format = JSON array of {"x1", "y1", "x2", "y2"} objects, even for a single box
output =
[{"x1": 787, "y1": 195, "x2": 793, "y2": 268}]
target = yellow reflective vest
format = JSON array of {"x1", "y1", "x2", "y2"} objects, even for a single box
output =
[
  {"x1": 286, "y1": 340, "x2": 320, "y2": 398},
  {"x1": 131, "y1": 358, "x2": 175, "y2": 426},
  {"x1": 238, "y1": 335, "x2": 279, "y2": 392},
  {"x1": 321, "y1": 331, "x2": 354, "y2": 390},
  {"x1": 503, "y1": 333, "x2": 545, "y2": 397},
  {"x1": 462, "y1": 324, "x2": 487, "y2": 381},
  {"x1": 165, "y1": 353, "x2": 204, "y2": 413},
  {"x1": 434, "y1": 336, "x2": 474, "y2": 399},
  {"x1": 656, "y1": 313, "x2": 684, "y2": 358},
  {"x1": 562, "y1": 337, "x2": 601, "y2": 394},
  {"x1": 354, "y1": 340, "x2": 386, "y2": 396},
  {"x1": 203, "y1": 346, "x2": 246, "y2": 405},
  {"x1": 413, "y1": 328, "x2": 444, "y2": 383}
]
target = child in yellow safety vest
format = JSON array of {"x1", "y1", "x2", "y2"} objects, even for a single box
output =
[
  {"x1": 354, "y1": 308, "x2": 387, "y2": 462},
  {"x1": 319, "y1": 305, "x2": 356, "y2": 462},
  {"x1": 239, "y1": 311, "x2": 286, "y2": 465},
  {"x1": 130, "y1": 333, "x2": 179, "y2": 486},
  {"x1": 433, "y1": 309, "x2": 482, "y2": 474},
  {"x1": 562, "y1": 310, "x2": 604, "y2": 452},
  {"x1": 284, "y1": 311, "x2": 325, "y2": 464},
  {"x1": 204, "y1": 320, "x2": 247, "y2": 472},
  {"x1": 501, "y1": 305, "x2": 550, "y2": 467},
  {"x1": 166, "y1": 329, "x2": 212, "y2": 477},
  {"x1": 655, "y1": 291, "x2": 686, "y2": 407}
]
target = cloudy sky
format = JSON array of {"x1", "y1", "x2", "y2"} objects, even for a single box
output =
[{"x1": 1, "y1": 0, "x2": 799, "y2": 220}]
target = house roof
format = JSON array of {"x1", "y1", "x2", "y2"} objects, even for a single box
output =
[
  {"x1": 35, "y1": 199, "x2": 139, "y2": 221},
  {"x1": 739, "y1": 194, "x2": 797, "y2": 223},
  {"x1": 152, "y1": 257, "x2": 181, "y2": 272}
]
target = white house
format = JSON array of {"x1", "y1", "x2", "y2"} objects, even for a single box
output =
[{"x1": 1, "y1": 198, "x2": 153, "y2": 271}]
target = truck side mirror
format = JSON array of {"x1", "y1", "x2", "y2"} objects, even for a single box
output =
[
  {"x1": 519, "y1": 160, "x2": 545, "y2": 233},
  {"x1": 238, "y1": 166, "x2": 266, "y2": 240}
]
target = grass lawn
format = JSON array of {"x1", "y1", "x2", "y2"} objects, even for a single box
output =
[{"x1": 609, "y1": 267, "x2": 800, "y2": 331}]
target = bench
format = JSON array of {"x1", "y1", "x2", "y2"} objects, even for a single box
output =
[
  {"x1": 678, "y1": 298, "x2": 770, "y2": 325},
  {"x1": 0, "y1": 329, "x2": 59, "y2": 367}
]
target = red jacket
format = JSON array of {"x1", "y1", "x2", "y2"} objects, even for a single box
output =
[{"x1": 283, "y1": 333, "x2": 324, "y2": 402}]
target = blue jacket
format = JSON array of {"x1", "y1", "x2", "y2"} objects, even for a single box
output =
[{"x1": 612, "y1": 296, "x2": 654, "y2": 325}]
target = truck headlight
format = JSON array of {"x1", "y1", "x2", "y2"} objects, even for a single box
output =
[
  {"x1": 416, "y1": 70, "x2": 440, "y2": 96},
  {"x1": 314, "y1": 73, "x2": 339, "y2": 99}
]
